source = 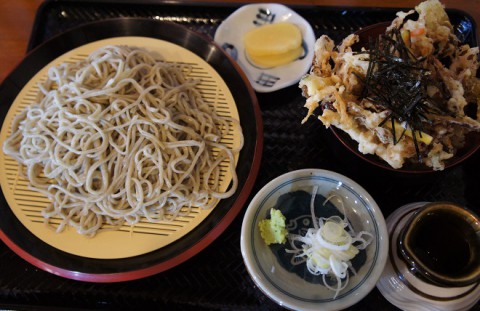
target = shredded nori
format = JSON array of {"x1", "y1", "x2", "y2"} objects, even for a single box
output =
[{"x1": 354, "y1": 27, "x2": 446, "y2": 162}]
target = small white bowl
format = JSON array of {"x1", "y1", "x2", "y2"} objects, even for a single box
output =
[
  {"x1": 240, "y1": 169, "x2": 388, "y2": 311},
  {"x1": 214, "y1": 3, "x2": 315, "y2": 93}
]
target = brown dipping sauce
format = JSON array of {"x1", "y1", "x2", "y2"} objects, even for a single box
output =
[
  {"x1": 399, "y1": 202, "x2": 480, "y2": 286},
  {"x1": 409, "y1": 211, "x2": 474, "y2": 276}
]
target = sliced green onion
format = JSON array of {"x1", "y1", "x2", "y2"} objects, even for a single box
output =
[{"x1": 287, "y1": 187, "x2": 373, "y2": 298}]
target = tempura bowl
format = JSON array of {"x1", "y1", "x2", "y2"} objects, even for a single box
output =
[{"x1": 329, "y1": 22, "x2": 480, "y2": 173}]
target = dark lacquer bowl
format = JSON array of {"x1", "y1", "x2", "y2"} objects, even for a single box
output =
[{"x1": 330, "y1": 22, "x2": 480, "y2": 173}]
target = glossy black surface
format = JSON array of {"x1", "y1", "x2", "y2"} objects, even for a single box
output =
[{"x1": 0, "y1": 1, "x2": 479, "y2": 310}]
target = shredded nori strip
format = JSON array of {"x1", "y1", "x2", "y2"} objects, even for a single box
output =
[{"x1": 354, "y1": 27, "x2": 443, "y2": 162}]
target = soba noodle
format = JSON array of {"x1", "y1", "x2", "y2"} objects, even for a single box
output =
[{"x1": 3, "y1": 45, "x2": 243, "y2": 236}]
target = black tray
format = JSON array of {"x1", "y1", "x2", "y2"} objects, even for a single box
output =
[{"x1": 1, "y1": 0, "x2": 479, "y2": 310}]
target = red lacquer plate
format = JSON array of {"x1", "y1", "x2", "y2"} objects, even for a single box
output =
[{"x1": 0, "y1": 18, "x2": 263, "y2": 282}]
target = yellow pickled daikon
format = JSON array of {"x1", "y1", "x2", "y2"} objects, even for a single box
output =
[{"x1": 244, "y1": 22, "x2": 303, "y2": 68}]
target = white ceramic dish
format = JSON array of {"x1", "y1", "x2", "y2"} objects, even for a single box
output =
[
  {"x1": 376, "y1": 202, "x2": 480, "y2": 311},
  {"x1": 214, "y1": 3, "x2": 315, "y2": 93},
  {"x1": 240, "y1": 169, "x2": 388, "y2": 311}
]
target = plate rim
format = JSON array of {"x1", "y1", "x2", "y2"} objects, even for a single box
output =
[
  {"x1": 213, "y1": 2, "x2": 316, "y2": 93},
  {"x1": 0, "y1": 17, "x2": 263, "y2": 282}
]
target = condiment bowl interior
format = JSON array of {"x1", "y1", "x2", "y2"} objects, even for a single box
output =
[{"x1": 240, "y1": 169, "x2": 388, "y2": 311}]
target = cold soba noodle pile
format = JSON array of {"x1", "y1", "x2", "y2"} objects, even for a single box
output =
[{"x1": 3, "y1": 45, "x2": 243, "y2": 236}]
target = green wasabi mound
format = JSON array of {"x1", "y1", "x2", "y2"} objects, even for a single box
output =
[{"x1": 259, "y1": 208, "x2": 288, "y2": 245}]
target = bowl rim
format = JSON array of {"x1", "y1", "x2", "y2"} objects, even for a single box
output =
[{"x1": 240, "y1": 168, "x2": 389, "y2": 310}]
